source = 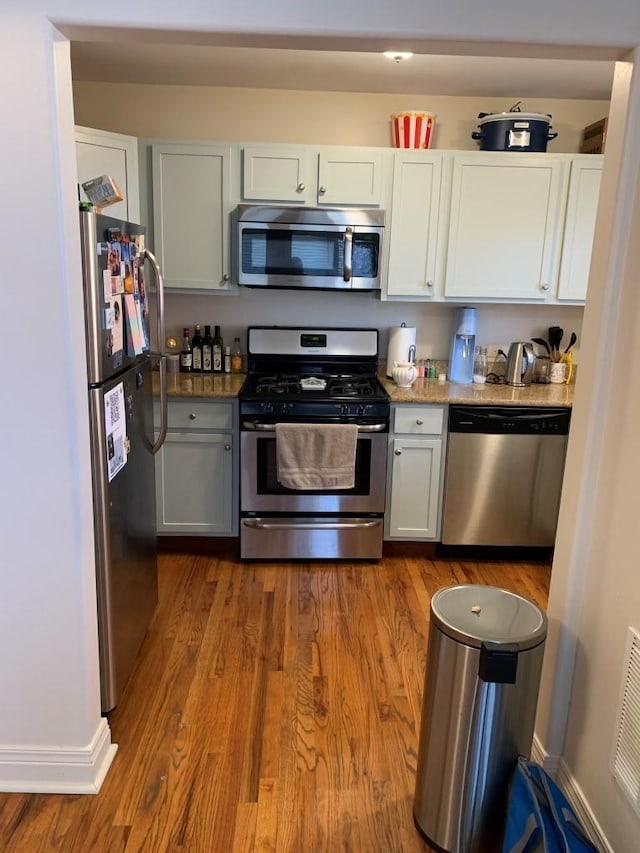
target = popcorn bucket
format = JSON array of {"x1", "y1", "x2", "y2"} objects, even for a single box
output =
[{"x1": 391, "y1": 111, "x2": 436, "y2": 149}]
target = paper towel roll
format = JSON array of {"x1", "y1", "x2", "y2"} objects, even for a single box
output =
[{"x1": 387, "y1": 325, "x2": 417, "y2": 377}]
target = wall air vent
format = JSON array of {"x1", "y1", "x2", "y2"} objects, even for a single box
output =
[{"x1": 611, "y1": 626, "x2": 640, "y2": 816}]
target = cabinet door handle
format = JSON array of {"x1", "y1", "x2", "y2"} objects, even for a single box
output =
[
  {"x1": 395, "y1": 449, "x2": 402, "y2": 456},
  {"x1": 189, "y1": 413, "x2": 197, "y2": 420},
  {"x1": 296, "y1": 183, "x2": 305, "y2": 192},
  {"x1": 318, "y1": 185, "x2": 327, "y2": 195},
  {"x1": 222, "y1": 273, "x2": 230, "y2": 282},
  {"x1": 416, "y1": 419, "x2": 424, "y2": 425},
  {"x1": 540, "y1": 282, "x2": 550, "y2": 291},
  {"x1": 426, "y1": 281, "x2": 433, "y2": 289},
  {"x1": 224, "y1": 444, "x2": 231, "y2": 451}
]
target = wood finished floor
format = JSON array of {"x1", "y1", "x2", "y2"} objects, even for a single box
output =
[{"x1": 0, "y1": 549, "x2": 550, "y2": 852}]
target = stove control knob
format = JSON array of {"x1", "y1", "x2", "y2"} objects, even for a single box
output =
[
  {"x1": 340, "y1": 404, "x2": 350, "y2": 416},
  {"x1": 263, "y1": 401, "x2": 273, "y2": 414},
  {"x1": 357, "y1": 405, "x2": 366, "y2": 416}
]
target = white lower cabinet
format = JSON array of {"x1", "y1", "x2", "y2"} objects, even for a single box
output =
[
  {"x1": 154, "y1": 399, "x2": 238, "y2": 535},
  {"x1": 385, "y1": 405, "x2": 446, "y2": 540}
]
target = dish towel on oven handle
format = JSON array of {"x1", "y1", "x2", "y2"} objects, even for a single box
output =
[{"x1": 275, "y1": 423, "x2": 359, "y2": 490}]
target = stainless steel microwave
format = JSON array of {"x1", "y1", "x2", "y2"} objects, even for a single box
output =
[{"x1": 237, "y1": 205, "x2": 385, "y2": 291}]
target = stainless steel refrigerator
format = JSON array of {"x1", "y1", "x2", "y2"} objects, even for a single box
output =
[{"x1": 79, "y1": 208, "x2": 168, "y2": 712}]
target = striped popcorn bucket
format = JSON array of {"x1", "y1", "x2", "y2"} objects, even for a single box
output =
[{"x1": 391, "y1": 111, "x2": 436, "y2": 148}]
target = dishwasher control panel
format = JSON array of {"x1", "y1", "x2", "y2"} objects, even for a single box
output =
[{"x1": 448, "y1": 406, "x2": 571, "y2": 435}]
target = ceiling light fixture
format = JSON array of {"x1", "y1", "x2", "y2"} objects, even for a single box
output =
[{"x1": 383, "y1": 51, "x2": 414, "y2": 63}]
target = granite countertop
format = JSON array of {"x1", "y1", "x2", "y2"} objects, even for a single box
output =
[
  {"x1": 379, "y1": 375, "x2": 574, "y2": 407},
  {"x1": 153, "y1": 368, "x2": 574, "y2": 407},
  {"x1": 153, "y1": 371, "x2": 246, "y2": 399}
]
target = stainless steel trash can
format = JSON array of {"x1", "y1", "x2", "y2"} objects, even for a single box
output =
[{"x1": 413, "y1": 584, "x2": 547, "y2": 853}]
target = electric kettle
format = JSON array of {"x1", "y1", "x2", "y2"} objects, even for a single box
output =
[{"x1": 505, "y1": 342, "x2": 535, "y2": 386}]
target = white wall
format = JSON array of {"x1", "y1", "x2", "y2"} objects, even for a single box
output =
[
  {"x1": 537, "y1": 57, "x2": 640, "y2": 851},
  {"x1": 73, "y1": 82, "x2": 590, "y2": 360},
  {"x1": 2, "y1": 4, "x2": 640, "y2": 846}
]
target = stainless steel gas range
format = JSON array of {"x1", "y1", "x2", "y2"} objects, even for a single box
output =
[{"x1": 239, "y1": 327, "x2": 390, "y2": 560}]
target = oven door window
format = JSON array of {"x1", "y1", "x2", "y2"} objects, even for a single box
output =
[
  {"x1": 256, "y1": 435, "x2": 372, "y2": 495},
  {"x1": 240, "y1": 228, "x2": 380, "y2": 279}
]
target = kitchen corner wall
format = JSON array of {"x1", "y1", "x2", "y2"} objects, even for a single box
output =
[{"x1": 74, "y1": 81, "x2": 601, "y2": 357}]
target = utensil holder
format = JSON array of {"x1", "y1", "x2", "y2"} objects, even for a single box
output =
[{"x1": 549, "y1": 362, "x2": 567, "y2": 384}]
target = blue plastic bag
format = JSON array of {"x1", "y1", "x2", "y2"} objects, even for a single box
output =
[{"x1": 503, "y1": 757, "x2": 598, "y2": 852}]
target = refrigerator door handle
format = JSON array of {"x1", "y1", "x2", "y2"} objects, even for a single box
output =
[{"x1": 143, "y1": 248, "x2": 168, "y2": 454}]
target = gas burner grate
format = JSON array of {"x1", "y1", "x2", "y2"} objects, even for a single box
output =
[
  {"x1": 255, "y1": 375, "x2": 301, "y2": 395},
  {"x1": 327, "y1": 378, "x2": 376, "y2": 397}
]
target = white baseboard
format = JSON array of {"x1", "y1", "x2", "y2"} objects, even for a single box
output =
[
  {"x1": 531, "y1": 734, "x2": 612, "y2": 853},
  {"x1": 0, "y1": 717, "x2": 117, "y2": 793}
]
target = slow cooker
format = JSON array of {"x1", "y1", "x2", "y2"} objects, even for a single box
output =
[{"x1": 471, "y1": 102, "x2": 558, "y2": 152}]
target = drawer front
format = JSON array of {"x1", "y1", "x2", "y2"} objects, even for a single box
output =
[
  {"x1": 156, "y1": 400, "x2": 234, "y2": 431},
  {"x1": 394, "y1": 405, "x2": 444, "y2": 435}
]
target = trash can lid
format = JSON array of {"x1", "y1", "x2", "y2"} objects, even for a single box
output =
[{"x1": 430, "y1": 585, "x2": 547, "y2": 650}]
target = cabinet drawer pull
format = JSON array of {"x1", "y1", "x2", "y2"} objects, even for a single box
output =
[
  {"x1": 416, "y1": 419, "x2": 424, "y2": 425},
  {"x1": 296, "y1": 182, "x2": 305, "y2": 192},
  {"x1": 189, "y1": 412, "x2": 197, "y2": 420},
  {"x1": 224, "y1": 444, "x2": 231, "y2": 451}
]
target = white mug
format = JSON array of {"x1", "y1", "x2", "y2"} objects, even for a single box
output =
[
  {"x1": 549, "y1": 362, "x2": 567, "y2": 384},
  {"x1": 392, "y1": 361, "x2": 418, "y2": 387}
]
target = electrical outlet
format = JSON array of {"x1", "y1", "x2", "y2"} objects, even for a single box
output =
[{"x1": 485, "y1": 344, "x2": 502, "y2": 362}]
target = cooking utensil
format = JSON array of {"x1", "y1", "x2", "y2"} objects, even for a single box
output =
[
  {"x1": 564, "y1": 332, "x2": 577, "y2": 354},
  {"x1": 548, "y1": 327, "x2": 564, "y2": 362},
  {"x1": 532, "y1": 337, "x2": 550, "y2": 355}
]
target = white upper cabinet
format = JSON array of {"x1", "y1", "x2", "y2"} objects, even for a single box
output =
[
  {"x1": 443, "y1": 153, "x2": 568, "y2": 301},
  {"x1": 316, "y1": 147, "x2": 384, "y2": 206},
  {"x1": 241, "y1": 145, "x2": 386, "y2": 207},
  {"x1": 152, "y1": 143, "x2": 233, "y2": 291},
  {"x1": 75, "y1": 126, "x2": 140, "y2": 223},
  {"x1": 386, "y1": 151, "x2": 447, "y2": 298},
  {"x1": 556, "y1": 155, "x2": 603, "y2": 302}
]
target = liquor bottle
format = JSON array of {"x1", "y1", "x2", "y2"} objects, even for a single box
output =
[
  {"x1": 231, "y1": 336, "x2": 243, "y2": 373},
  {"x1": 179, "y1": 327, "x2": 192, "y2": 373},
  {"x1": 212, "y1": 325, "x2": 223, "y2": 373},
  {"x1": 202, "y1": 324, "x2": 213, "y2": 373},
  {"x1": 191, "y1": 324, "x2": 203, "y2": 372},
  {"x1": 224, "y1": 345, "x2": 232, "y2": 374}
]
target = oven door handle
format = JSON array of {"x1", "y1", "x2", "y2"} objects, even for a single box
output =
[
  {"x1": 242, "y1": 421, "x2": 387, "y2": 432},
  {"x1": 242, "y1": 518, "x2": 382, "y2": 530}
]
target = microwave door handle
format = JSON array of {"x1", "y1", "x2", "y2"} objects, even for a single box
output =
[{"x1": 343, "y1": 227, "x2": 353, "y2": 281}]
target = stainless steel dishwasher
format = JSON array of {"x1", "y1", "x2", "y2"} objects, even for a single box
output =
[{"x1": 441, "y1": 406, "x2": 571, "y2": 547}]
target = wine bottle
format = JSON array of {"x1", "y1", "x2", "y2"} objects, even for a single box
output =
[
  {"x1": 191, "y1": 324, "x2": 203, "y2": 372},
  {"x1": 212, "y1": 325, "x2": 223, "y2": 373},
  {"x1": 224, "y1": 345, "x2": 231, "y2": 374},
  {"x1": 202, "y1": 324, "x2": 213, "y2": 373},
  {"x1": 179, "y1": 327, "x2": 192, "y2": 373},
  {"x1": 231, "y1": 336, "x2": 243, "y2": 373}
]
